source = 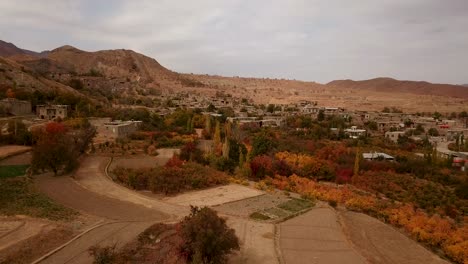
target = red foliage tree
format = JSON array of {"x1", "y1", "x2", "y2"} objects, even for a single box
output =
[
  {"x1": 165, "y1": 155, "x2": 184, "y2": 168},
  {"x1": 249, "y1": 155, "x2": 274, "y2": 179}
]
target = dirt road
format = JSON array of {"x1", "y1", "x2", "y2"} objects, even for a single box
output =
[
  {"x1": 74, "y1": 156, "x2": 188, "y2": 218},
  {"x1": 33, "y1": 157, "x2": 174, "y2": 264},
  {"x1": 339, "y1": 211, "x2": 449, "y2": 264}
]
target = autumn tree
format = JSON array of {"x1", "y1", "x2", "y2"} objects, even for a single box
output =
[
  {"x1": 31, "y1": 121, "x2": 94, "y2": 175},
  {"x1": 31, "y1": 122, "x2": 75, "y2": 175},
  {"x1": 179, "y1": 206, "x2": 239, "y2": 264},
  {"x1": 6, "y1": 88, "x2": 15, "y2": 98}
]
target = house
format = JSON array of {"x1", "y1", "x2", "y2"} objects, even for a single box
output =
[
  {"x1": 344, "y1": 126, "x2": 366, "y2": 139},
  {"x1": 0, "y1": 98, "x2": 31, "y2": 116},
  {"x1": 385, "y1": 131, "x2": 406, "y2": 143},
  {"x1": 301, "y1": 104, "x2": 320, "y2": 115},
  {"x1": 362, "y1": 152, "x2": 395, "y2": 161},
  {"x1": 377, "y1": 121, "x2": 401, "y2": 133},
  {"x1": 103, "y1": 120, "x2": 142, "y2": 139},
  {"x1": 36, "y1": 105, "x2": 68, "y2": 120},
  {"x1": 323, "y1": 107, "x2": 344, "y2": 116}
]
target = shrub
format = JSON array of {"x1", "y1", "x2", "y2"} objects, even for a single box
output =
[{"x1": 179, "y1": 207, "x2": 239, "y2": 263}]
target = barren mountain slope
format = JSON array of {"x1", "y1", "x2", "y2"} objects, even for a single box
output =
[
  {"x1": 0, "y1": 56, "x2": 83, "y2": 97},
  {"x1": 327, "y1": 78, "x2": 468, "y2": 99},
  {"x1": 1, "y1": 40, "x2": 467, "y2": 112}
]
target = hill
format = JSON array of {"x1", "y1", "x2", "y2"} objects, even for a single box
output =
[
  {"x1": 0, "y1": 40, "x2": 48, "y2": 58},
  {"x1": 327, "y1": 77, "x2": 468, "y2": 99},
  {"x1": 1, "y1": 39, "x2": 467, "y2": 112}
]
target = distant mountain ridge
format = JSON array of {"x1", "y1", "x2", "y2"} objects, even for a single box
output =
[
  {"x1": 327, "y1": 77, "x2": 468, "y2": 99},
  {"x1": 0, "y1": 40, "x2": 48, "y2": 58},
  {"x1": 0, "y1": 39, "x2": 467, "y2": 112}
]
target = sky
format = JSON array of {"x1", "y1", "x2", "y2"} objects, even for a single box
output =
[{"x1": 0, "y1": 0, "x2": 467, "y2": 84}]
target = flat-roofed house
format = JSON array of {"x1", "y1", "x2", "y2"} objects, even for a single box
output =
[
  {"x1": 385, "y1": 131, "x2": 406, "y2": 143},
  {"x1": 344, "y1": 126, "x2": 367, "y2": 138},
  {"x1": 103, "y1": 120, "x2": 142, "y2": 138},
  {"x1": 36, "y1": 105, "x2": 68, "y2": 120}
]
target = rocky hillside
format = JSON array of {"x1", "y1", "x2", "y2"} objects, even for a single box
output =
[
  {"x1": 0, "y1": 39, "x2": 466, "y2": 112},
  {"x1": 0, "y1": 40, "x2": 48, "y2": 58},
  {"x1": 327, "y1": 77, "x2": 468, "y2": 99}
]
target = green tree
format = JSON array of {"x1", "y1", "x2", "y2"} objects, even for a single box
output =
[
  {"x1": 267, "y1": 104, "x2": 275, "y2": 113},
  {"x1": 213, "y1": 121, "x2": 221, "y2": 147},
  {"x1": 428, "y1": 127, "x2": 439, "y2": 136},
  {"x1": 317, "y1": 110, "x2": 325, "y2": 121},
  {"x1": 179, "y1": 206, "x2": 240, "y2": 264},
  {"x1": 250, "y1": 133, "x2": 275, "y2": 158}
]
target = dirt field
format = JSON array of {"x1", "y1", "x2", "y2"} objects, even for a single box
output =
[
  {"x1": 39, "y1": 221, "x2": 155, "y2": 264},
  {"x1": 0, "y1": 219, "x2": 52, "y2": 253},
  {"x1": 339, "y1": 211, "x2": 449, "y2": 264},
  {"x1": 164, "y1": 184, "x2": 265, "y2": 207},
  {"x1": 228, "y1": 217, "x2": 278, "y2": 264},
  {"x1": 279, "y1": 205, "x2": 366, "y2": 264},
  {"x1": 0, "y1": 151, "x2": 31, "y2": 166},
  {"x1": 214, "y1": 193, "x2": 292, "y2": 218},
  {"x1": 0, "y1": 145, "x2": 31, "y2": 160}
]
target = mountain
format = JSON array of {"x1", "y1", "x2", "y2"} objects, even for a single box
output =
[
  {"x1": 0, "y1": 39, "x2": 467, "y2": 112},
  {"x1": 0, "y1": 40, "x2": 48, "y2": 58},
  {"x1": 462, "y1": 84, "x2": 468, "y2": 87},
  {"x1": 326, "y1": 77, "x2": 468, "y2": 99}
]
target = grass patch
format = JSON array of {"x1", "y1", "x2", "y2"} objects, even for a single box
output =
[
  {"x1": 264, "y1": 207, "x2": 289, "y2": 218},
  {"x1": 278, "y1": 198, "x2": 314, "y2": 213},
  {"x1": 0, "y1": 176, "x2": 76, "y2": 220},
  {"x1": 0, "y1": 165, "x2": 29, "y2": 178},
  {"x1": 249, "y1": 212, "x2": 271, "y2": 220}
]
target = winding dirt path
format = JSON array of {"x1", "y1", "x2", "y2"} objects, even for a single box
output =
[{"x1": 33, "y1": 156, "x2": 177, "y2": 264}]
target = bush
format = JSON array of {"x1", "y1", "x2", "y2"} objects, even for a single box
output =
[
  {"x1": 328, "y1": 200, "x2": 338, "y2": 208},
  {"x1": 113, "y1": 162, "x2": 229, "y2": 195},
  {"x1": 179, "y1": 207, "x2": 239, "y2": 263},
  {"x1": 89, "y1": 245, "x2": 117, "y2": 264}
]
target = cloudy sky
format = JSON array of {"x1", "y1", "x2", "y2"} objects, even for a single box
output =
[{"x1": 1, "y1": 0, "x2": 467, "y2": 84}]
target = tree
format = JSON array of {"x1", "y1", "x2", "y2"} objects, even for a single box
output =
[
  {"x1": 213, "y1": 121, "x2": 221, "y2": 152},
  {"x1": 353, "y1": 147, "x2": 360, "y2": 177},
  {"x1": 179, "y1": 206, "x2": 239, "y2": 264},
  {"x1": 250, "y1": 133, "x2": 275, "y2": 158},
  {"x1": 6, "y1": 88, "x2": 15, "y2": 98},
  {"x1": 428, "y1": 127, "x2": 439, "y2": 137},
  {"x1": 31, "y1": 122, "x2": 76, "y2": 175},
  {"x1": 267, "y1": 104, "x2": 275, "y2": 113},
  {"x1": 317, "y1": 110, "x2": 325, "y2": 121}
]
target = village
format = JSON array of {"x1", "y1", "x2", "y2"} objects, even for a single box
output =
[
  {"x1": 1, "y1": 92, "x2": 468, "y2": 264},
  {"x1": 1, "y1": 91, "x2": 467, "y2": 169}
]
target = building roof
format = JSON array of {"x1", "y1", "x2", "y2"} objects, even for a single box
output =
[{"x1": 362, "y1": 152, "x2": 395, "y2": 160}]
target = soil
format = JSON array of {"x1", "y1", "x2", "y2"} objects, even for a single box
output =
[
  {"x1": 0, "y1": 152, "x2": 31, "y2": 166},
  {"x1": 279, "y1": 205, "x2": 366, "y2": 264},
  {"x1": 0, "y1": 226, "x2": 75, "y2": 264},
  {"x1": 227, "y1": 217, "x2": 278, "y2": 264},
  {"x1": 163, "y1": 184, "x2": 264, "y2": 207},
  {"x1": 339, "y1": 210, "x2": 449, "y2": 264},
  {"x1": 214, "y1": 193, "x2": 292, "y2": 218},
  {"x1": 0, "y1": 145, "x2": 31, "y2": 160}
]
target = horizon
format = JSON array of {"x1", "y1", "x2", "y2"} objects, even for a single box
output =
[
  {"x1": 1, "y1": 1, "x2": 467, "y2": 85},
  {"x1": 3, "y1": 39, "x2": 468, "y2": 87}
]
